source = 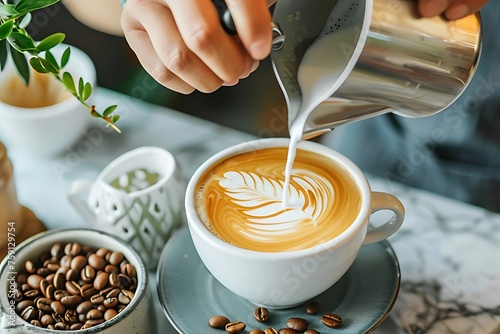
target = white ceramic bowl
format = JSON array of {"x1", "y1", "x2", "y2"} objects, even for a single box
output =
[
  {"x1": 0, "y1": 228, "x2": 152, "y2": 333},
  {"x1": 0, "y1": 44, "x2": 96, "y2": 156}
]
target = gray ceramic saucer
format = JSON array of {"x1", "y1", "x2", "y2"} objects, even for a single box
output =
[{"x1": 157, "y1": 228, "x2": 400, "y2": 334}]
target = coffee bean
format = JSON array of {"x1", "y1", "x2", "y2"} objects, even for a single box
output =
[
  {"x1": 286, "y1": 317, "x2": 308, "y2": 332},
  {"x1": 90, "y1": 294, "x2": 105, "y2": 305},
  {"x1": 249, "y1": 330, "x2": 265, "y2": 334},
  {"x1": 78, "y1": 313, "x2": 87, "y2": 323},
  {"x1": 25, "y1": 260, "x2": 36, "y2": 274},
  {"x1": 80, "y1": 283, "x2": 98, "y2": 299},
  {"x1": 60, "y1": 295, "x2": 83, "y2": 308},
  {"x1": 17, "y1": 273, "x2": 28, "y2": 285},
  {"x1": 117, "y1": 274, "x2": 132, "y2": 289},
  {"x1": 44, "y1": 285, "x2": 55, "y2": 300},
  {"x1": 45, "y1": 274, "x2": 54, "y2": 286},
  {"x1": 118, "y1": 289, "x2": 134, "y2": 305},
  {"x1": 60, "y1": 255, "x2": 73, "y2": 268},
  {"x1": 51, "y1": 243, "x2": 64, "y2": 258},
  {"x1": 103, "y1": 297, "x2": 118, "y2": 308},
  {"x1": 97, "y1": 304, "x2": 107, "y2": 313},
  {"x1": 40, "y1": 314, "x2": 55, "y2": 327},
  {"x1": 70, "y1": 323, "x2": 83, "y2": 330},
  {"x1": 108, "y1": 273, "x2": 120, "y2": 288},
  {"x1": 208, "y1": 315, "x2": 230, "y2": 329},
  {"x1": 321, "y1": 313, "x2": 342, "y2": 328},
  {"x1": 51, "y1": 301, "x2": 66, "y2": 315},
  {"x1": 54, "y1": 322, "x2": 69, "y2": 330},
  {"x1": 85, "y1": 318, "x2": 105, "y2": 326},
  {"x1": 27, "y1": 274, "x2": 44, "y2": 290},
  {"x1": 16, "y1": 300, "x2": 34, "y2": 314},
  {"x1": 94, "y1": 272, "x2": 109, "y2": 291},
  {"x1": 64, "y1": 309, "x2": 78, "y2": 323},
  {"x1": 36, "y1": 267, "x2": 51, "y2": 276},
  {"x1": 105, "y1": 264, "x2": 120, "y2": 275},
  {"x1": 71, "y1": 255, "x2": 87, "y2": 272},
  {"x1": 88, "y1": 254, "x2": 106, "y2": 270},
  {"x1": 104, "y1": 308, "x2": 118, "y2": 321},
  {"x1": 121, "y1": 263, "x2": 136, "y2": 277},
  {"x1": 254, "y1": 307, "x2": 270, "y2": 323},
  {"x1": 106, "y1": 288, "x2": 120, "y2": 299},
  {"x1": 66, "y1": 280, "x2": 81, "y2": 295},
  {"x1": 279, "y1": 329, "x2": 298, "y2": 334},
  {"x1": 12, "y1": 289, "x2": 23, "y2": 302},
  {"x1": 46, "y1": 263, "x2": 60, "y2": 273},
  {"x1": 23, "y1": 289, "x2": 40, "y2": 299},
  {"x1": 96, "y1": 248, "x2": 109, "y2": 258},
  {"x1": 87, "y1": 309, "x2": 103, "y2": 320},
  {"x1": 109, "y1": 252, "x2": 124, "y2": 266},
  {"x1": 65, "y1": 242, "x2": 82, "y2": 256},
  {"x1": 304, "y1": 330, "x2": 320, "y2": 334},
  {"x1": 35, "y1": 297, "x2": 53, "y2": 313},
  {"x1": 116, "y1": 304, "x2": 126, "y2": 313},
  {"x1": 306, "y1": 301, "x2": 320, "y2": 315},
  {"x1": 21, "y1": 305, "x2": 36, "y2": 321},
  {"x1": 30, "y1": 320, "x2": 42, "y2": 327},
  {"x1": 225, "y1": 321, "x2": 246, "y2": 333},
  {"x1": 65, "y1": 268, "x2": 78, "y2": 282},
  {"x1": 264, "y1": 328, "x2": 278, "y2": 334},
  {"x1": 54, "y1": 289, "x2": 70, "y2": 301},
  {"x1": 77, "y1": 301, "x2": 94, "y2": 314},
  {"x1": 53, "y1": 271, "x2": 66, "y2": 290}
]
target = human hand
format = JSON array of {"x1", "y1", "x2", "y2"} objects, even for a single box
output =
[
  {"x1": 418, "y1": 0, "x2": 487, "y2": 20},
  {"x1": 121, "y1": 0, "x2": 275, "y2": 94}
]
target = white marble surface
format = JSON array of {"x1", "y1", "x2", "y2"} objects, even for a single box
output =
[{"x1": 2, "y1": 88, "x2": 500, "y2": 333}]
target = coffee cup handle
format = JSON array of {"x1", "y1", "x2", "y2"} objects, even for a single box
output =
[
  {"x1": 67, "y1": 180, "x2": 95, "y2": 224},
  {"x1": 363, "y1": 192, "x2": 405, "y2": 245}
]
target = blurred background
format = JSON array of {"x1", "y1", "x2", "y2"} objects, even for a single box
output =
[{"x1": 29, "y1": 1, "x2": 289, "y2": 138}]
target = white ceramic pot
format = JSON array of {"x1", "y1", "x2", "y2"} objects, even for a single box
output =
[{"x1": 0, "y1": 228, "x2": 152, "y2": 333}]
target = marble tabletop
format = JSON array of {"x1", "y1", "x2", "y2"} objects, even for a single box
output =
[{"x1": 3, "y1": 88, "x2": 500, "y2": 333}]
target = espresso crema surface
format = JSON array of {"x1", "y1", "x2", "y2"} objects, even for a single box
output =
[{"x1": 195, "y1": 148, "x2": 362, "y2": 252}]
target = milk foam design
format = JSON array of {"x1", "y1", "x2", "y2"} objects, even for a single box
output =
[{"x1": 219, "y1": 170, "x2": 334, "y2": 235}]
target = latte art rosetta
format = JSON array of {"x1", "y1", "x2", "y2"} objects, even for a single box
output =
[{"x1": 195, "y1": 147, "x2": 362, "y2": 252}]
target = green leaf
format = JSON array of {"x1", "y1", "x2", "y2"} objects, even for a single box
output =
[
  {"x1": 62, "y1": 71, "x2": 76, "y2": 94},
  {"x1": 0, "y1": 20, "x2": 14, "y2": 39},
  {"x1": 39, "y1": 57, "x2": 58, "y2": 74},
  {"x1": 9, "y1": 31, "x2": 37, "y2": 52},
  {"x1": 0, "y1": 39, "x2": 7, "y2": 70},
  {"x1": 82, "y1": 82, "x2": 92, "y2": 101},
  {"x1": 13, "y1": 0, "x2": 59, "y2": 16},
  {"x1": 0, "y1": 4, "x2": 17, "y2": 17},
  {"x1": 10, "y1": 46, "x2": 29, "y2": 84},
  {"x1": 78, "y1": 77, "x2": 84, "y2": 97},
  {"x1": 29, "y1": 57, "x2": 49, "y2": 73},
  {"x1": 60, "y1": 46, "x2": 70, "y2": 68},
  {"x1": 37, "y1": 32, "x2": 65, "y2": 51},
  {"x1": 44, "y1": 50, "x2": 59, "y2": 70},
  {"x1": 103, "y1": 105, "x2": 118, "y2": 117},
  {"x1": 111, "y1": 115, "x2": 120, "y2": 124}
]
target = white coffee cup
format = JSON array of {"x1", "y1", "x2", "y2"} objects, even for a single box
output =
[
  {"x1": 185, "y1": 138, "x2": 405, "y2": 308},
  {"x1": 0, "y1": 43, "x2": 96, "y2": 157},
  {"x1": 68, "y1": 147, "x2": 185, "y2": 269},
  {"x1": 0, "y1": 228, "x2": 152, "y2": 333}
]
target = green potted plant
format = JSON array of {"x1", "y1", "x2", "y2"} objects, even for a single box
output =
[{"x1": 0, "y1": 0, "x2": 120, "y2": 132}]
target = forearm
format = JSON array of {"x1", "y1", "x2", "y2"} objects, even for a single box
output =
[{"x1": 62, "y1": 0, "x2": 124, "y2": 36}]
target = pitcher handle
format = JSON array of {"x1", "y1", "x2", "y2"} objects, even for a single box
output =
[
  {"x1": 67, "y1": 180, "x2": 95, "y2": 224},
  {"x1": 363, "y1": 192, "x2": 405, "y2": 245}
]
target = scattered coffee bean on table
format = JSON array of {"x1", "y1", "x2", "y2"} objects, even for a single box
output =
[
  {"x1": 208, "y1": 315, "x2": 230, "y2": 329},
  {"x1": 249, "y1": 330, "x2": 265, "y2": 334},
  {"x1": 304, "y1": 330, "x2": 320, "y2": 334},
  {"x1": 321, "y1": 313, "x2": 342, "y2": 328},
  {"x1": 264, "y1": 328, "x2": 278, "y2": 334},
  {"x1": 254, "y1": 307, "x2": 270, "y2": 322},
  {"x1": 10, "y1": 242, "x2": 138, "y2": 331},
  {"x1": 225, "y1": 321, "x2": 246, "y2": 333},
  {"x1": 286, "y1": 317, "x2": 308, "y2": 332},
  {"x1": 278, "y1": 328, "x2": 298, "y2": 334},
  {"x1": 306, "y1": 301, "x2": 320, "y2": 314}
]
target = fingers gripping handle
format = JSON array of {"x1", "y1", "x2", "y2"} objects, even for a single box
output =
[{"x1": 363, "y1": 192, "x2": 405, "y2": 245}]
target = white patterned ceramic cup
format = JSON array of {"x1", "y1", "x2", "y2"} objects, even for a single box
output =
[
  {"x1": 186, "y1": 138, "x2": 405, "y2": 308},
  {"x1": 68, "y1": 147, "x2": 184, "y2": 269},
  {"x1": 0, "y1": 228, "x2": 152, "y2": 333}
]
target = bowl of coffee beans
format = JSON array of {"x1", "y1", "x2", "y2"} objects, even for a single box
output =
[{"x1": 0, "y1": 228, "x2": 152, "y2": 333}]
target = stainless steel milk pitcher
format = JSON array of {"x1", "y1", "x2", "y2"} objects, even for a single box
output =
[{"x1": 270, "y1": 0, "x2": 482, "y2": 137}]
